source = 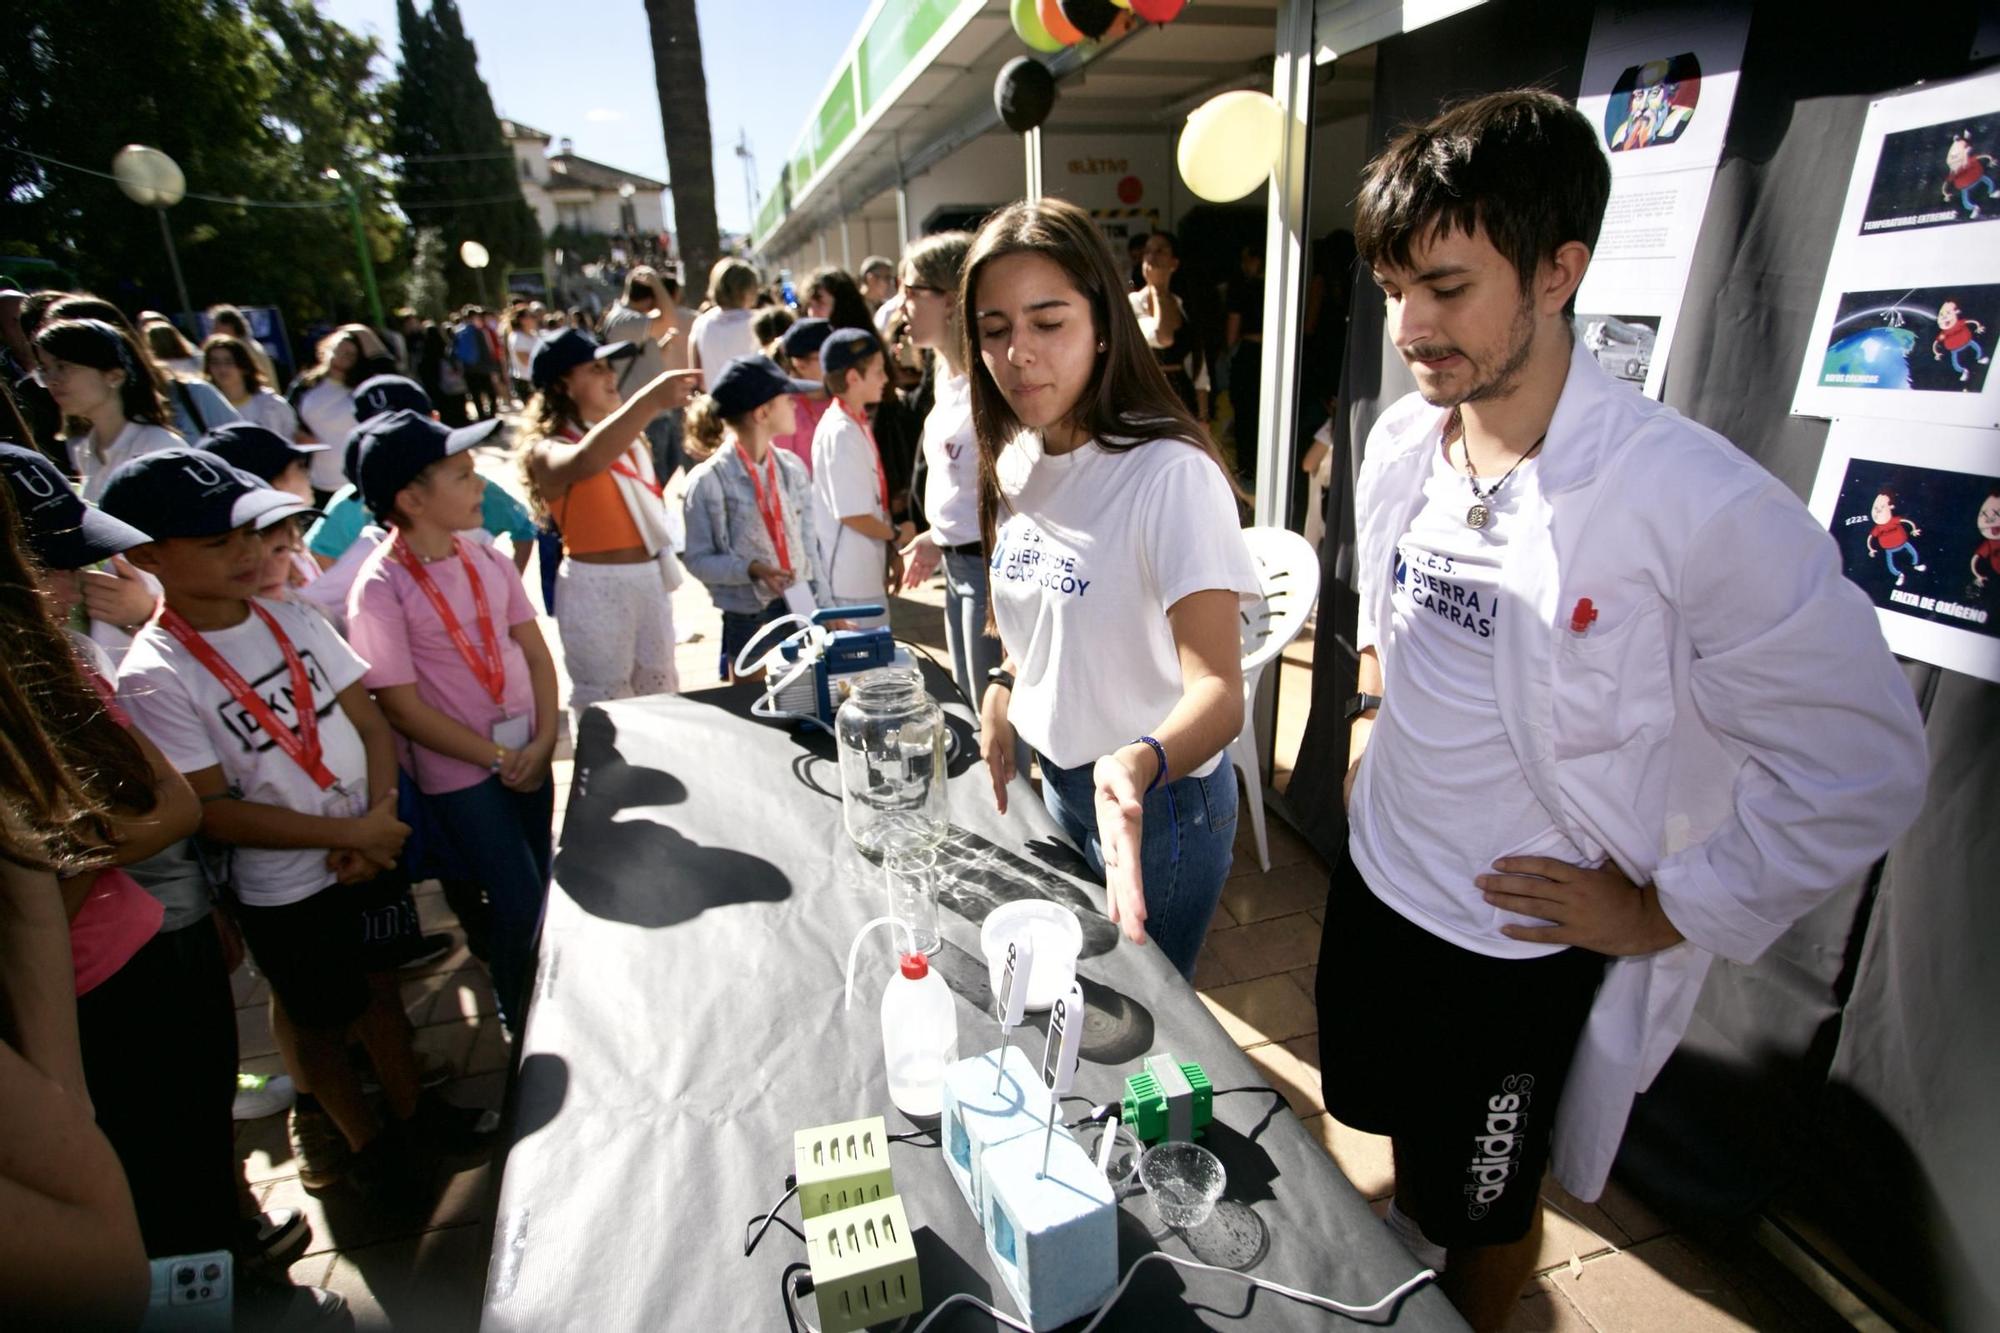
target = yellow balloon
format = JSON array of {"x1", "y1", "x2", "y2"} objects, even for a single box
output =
[{"x1": 1176, "y1": 91, "x2": 1284, "y2": 203}]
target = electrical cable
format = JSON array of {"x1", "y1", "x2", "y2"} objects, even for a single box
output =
[
  {"x1": 906, "y1": 1255, "x2": 1439, "y2": 1333},
  {"x1": 742, "y1": 1179, "x2": 799, "y2": 1258},
  {"x1": 3, "y1": 146, "x2": 536, "y2": 212}
]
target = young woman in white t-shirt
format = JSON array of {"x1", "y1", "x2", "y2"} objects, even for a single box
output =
[
  {"x1": 964, "y1": 198, "x2": 1260, "y2": 980},
  {"x1": 33, "y1": 318, "x2": 184, "y2": 501},
  {"x1": 202, "y1": 334, "x2": 299, "y2": 439},
  {"x1": 889, "y1": 230, "x2": 999, "y2": 712},
  {"x1": 293, "y1": 326, "x2": 395, "y2": 500},
  {"x1": 687, "y1": 258, "x2": 763, "y2": 373},
  {"x1": 505, "y1": 305, "x2": 542, "y2": 404}
]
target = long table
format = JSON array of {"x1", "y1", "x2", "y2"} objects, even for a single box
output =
[{"x1": 481, "y1": 670, "x2": 1463, "y2": 1330}]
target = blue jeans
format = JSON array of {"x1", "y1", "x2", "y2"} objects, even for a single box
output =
[
  {"x1": 1949, "y1": 341, "x2": 1986, "y2": 375},
  {"x1": 1037, "y1": 751, "x2": 1238, "y2": 980},
  {"x1": 1884, "y1": 542, "x2": 1922, "y2": 578},
  {"x1": 427, "y1": 775, "x2": 556, "y2": 1035},
  {"x1": 1960, "y1": 175, "x2": 1994, "y2": 215},
  {"x1": 941, "y1": 548, "x2": 1001, "y2": 714},
  {"x1": 721, "y1": 597, "x2": 788, "y2": 678}
]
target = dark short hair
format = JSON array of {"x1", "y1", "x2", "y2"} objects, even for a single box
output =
[{"x1": 1356, "y1": 89, "x2": 1609, "y2": 312}]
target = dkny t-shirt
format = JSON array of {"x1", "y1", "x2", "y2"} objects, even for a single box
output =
[
  {"x1": 116, "y1": 597, "x2": 371, "y2": 906},
  {"x1": 988, "y1": 433, "x2": 1258, "y2": 775},
  {"x1": 1349, "y1": 445, "x2": 1584, "y2": 958}
]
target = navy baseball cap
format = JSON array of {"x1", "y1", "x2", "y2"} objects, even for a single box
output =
[
  {"x1": 0, "y1": 443, "x2": 151, "y2": 570},
  {"x1": 779, "y1": 317, "x2": 833, "y2": 360},
  {"x1": 98, "y1": 449, "x2": 302, "y2": 540},
  {"x1": 198, "y1": 421, "x2": 326, "y2": 483},
  {"x1": 354, "y1": 410, "x2": 501, "y2": 517},
  {"x1": 707, "y1": 355, "x2": 820, "y2": 418},
  {"x1": 821, "y1": 327, "x2": 881, "y2": 376},
  {"x1": 531, "y1": 329, "x2": 636, "y2": 390},
  {"x1": 352, "y1": 374, "x2": 432, "y2": 422}
]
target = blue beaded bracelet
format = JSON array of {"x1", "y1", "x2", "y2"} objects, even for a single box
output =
[{"x1": 1135, "y1": 736, "x2": 1180, "y2": 868}]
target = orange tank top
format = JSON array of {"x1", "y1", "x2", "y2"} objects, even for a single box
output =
[{"x1": 546, "y1": 427, "x2": 651, "y2": 556}]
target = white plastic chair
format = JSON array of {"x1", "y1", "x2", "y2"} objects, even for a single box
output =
[{"x1": 1227, "y1": 527, "x2": 1322, "y2": 872}]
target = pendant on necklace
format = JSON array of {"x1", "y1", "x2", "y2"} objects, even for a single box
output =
[{"x1": 1465, "y1": 502, "x2": 1491, "y2": 530}]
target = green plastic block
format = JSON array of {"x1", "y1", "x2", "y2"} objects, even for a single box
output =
[
  {"x1": 1120, "y1": 1054, "x2": 1213, "y2": 1144},
  {"x1": 794, "y1": 1115, "x2": 895, "y2": 1220},
  {"x1": 804, "y1": 1195, "x2": 923, "y2": 1333}
]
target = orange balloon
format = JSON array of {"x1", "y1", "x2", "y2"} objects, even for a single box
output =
[{"x1": 1037, "y1": 0, "x2": 1085, "y2": 44}]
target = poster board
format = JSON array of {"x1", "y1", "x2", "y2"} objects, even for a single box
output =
[
  {"x1": 1791, "y1": 69, "x2": 2000, "y2": 427},
  {"x1": 1806, "y1": 418, "x2": 2000, "y2": 684},
  {"x1": 1571, "y1": 2, "x2": 1749, "y2": 398}
]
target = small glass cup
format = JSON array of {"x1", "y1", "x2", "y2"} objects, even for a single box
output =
[
  {"x1": 884, "y1": 846, "x2": 941, "y2": 955},
  {"x1": 1140, "y1": 1141, "x2": 1226, "y2": 1230}
]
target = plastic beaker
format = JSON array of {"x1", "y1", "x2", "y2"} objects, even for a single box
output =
[
  {"x1": 1140, "y1": 1141, "x2": 1226, "y2": 1230},
  {"x1": 884, "y1": 847, "x2": 941, "y2": 956}
]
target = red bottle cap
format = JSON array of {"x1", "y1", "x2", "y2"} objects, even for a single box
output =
[
  {"x1": 1569, "y1": 598, "x2": 1598, "y2": 633},
  {"x1": 899, "y1": 953, "x2": 928, "y2": 979}
]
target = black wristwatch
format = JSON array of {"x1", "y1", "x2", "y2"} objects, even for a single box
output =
[
  {"x1": 986, "y1": 667, "x2": 1015, "y2": 693},
  {"x1": 1343, "y1": 692, "x2": 1383, "y2": 721}
]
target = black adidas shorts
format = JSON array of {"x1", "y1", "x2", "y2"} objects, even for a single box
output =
[{"x1": 1315, "y1": 845, "x2": 1606, "y2": 1250}]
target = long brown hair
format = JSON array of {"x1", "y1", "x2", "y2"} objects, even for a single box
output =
[
  {"x1": 514, "y1": 377, "x2": 586, "y2": 520},
  {"x1": 200, "y1": 334, "x2": 265, "y2": 395},
  {"x1": 959, "y1": 198, "x2": 1236, "y2": 555},
  {"x1": 0, "y1": 485, "x2": 157, "y2": 871}
]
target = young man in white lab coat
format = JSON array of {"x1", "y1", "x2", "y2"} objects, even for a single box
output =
[{"x1": 1320, "y1": 89, "x2": 1929, "y2": 1330}]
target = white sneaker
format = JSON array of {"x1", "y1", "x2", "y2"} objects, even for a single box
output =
[{"x1": 233, "y1": 1071, "x2": 296, "y2": 1121}]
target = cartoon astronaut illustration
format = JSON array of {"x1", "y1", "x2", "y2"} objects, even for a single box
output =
[
  {"x1": 1971, "y1": 486, "x2": 2000, "y2": 592},
  {"x1": 1942, "y1": 132, "x2": 1997, "y2": 218},
  {"x1": 1932, "y1": 300, "x2": 1990, "y2": 383},
  {"x1": 1866, "y1": 488, "x2": 1926, "y2": 587}
]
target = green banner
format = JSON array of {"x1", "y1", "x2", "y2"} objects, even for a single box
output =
[
  {"x1": 810, "y1": 69, "x2": 858, "y2": 174},
  {"x1": 857, "y1": 0, "x2": 962, "y2": 114}
]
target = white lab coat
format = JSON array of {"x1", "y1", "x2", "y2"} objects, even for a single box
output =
[{"x1": 1353, "y1": 341, "x2": 1928, "y2": 1200}]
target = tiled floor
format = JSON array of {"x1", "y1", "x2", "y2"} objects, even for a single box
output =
[{"x1": 225, "y1": 451, "x2": 1851, "y2": 1329}]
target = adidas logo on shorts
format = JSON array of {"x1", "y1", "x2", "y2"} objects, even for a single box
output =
[{"x1": 1464, "y1": 1073, "x2": 1535, "y2": 1220}]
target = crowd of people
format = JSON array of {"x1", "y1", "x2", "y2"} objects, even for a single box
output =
[{"x1": 0, "y1": 88, "x2": 1935, "y2": 1333}]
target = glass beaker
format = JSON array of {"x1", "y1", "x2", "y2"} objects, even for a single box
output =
[{"x1": 835, "y1": 668, "x2": 948, "y2": 855}]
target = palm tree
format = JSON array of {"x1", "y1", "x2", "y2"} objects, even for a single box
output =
[{"x1": 644, "y1": 0, "x2": 720, "y2": 291}]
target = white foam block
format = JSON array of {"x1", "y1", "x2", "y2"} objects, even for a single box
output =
[
  {"x1": 980, "y1": 1129, "x2": 1117, "y2": 1331},
  {"x1": 939, "y1": 1045, "x2": 1048, "y2": 1219}
]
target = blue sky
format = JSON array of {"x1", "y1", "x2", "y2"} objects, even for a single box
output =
[{"x1": 316, "y1": 0, "x2": 871, "y2": 234}]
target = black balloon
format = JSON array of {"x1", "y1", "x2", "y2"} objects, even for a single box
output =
[
  {"x1": 1059, "y1": 0, "x2": 1120, "y2": 39},
  {"x1": 994, "y1": 57, "x2": 1057, "y2": 134}
]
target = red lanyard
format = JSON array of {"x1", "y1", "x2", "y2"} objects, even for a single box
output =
[
  {"x1": 158, "y1": 602, "x2": 339, "y2": 791},
  {"x1": 738, "y1": 447, "x2": 791, "y2": 572},
  {"x1": 836, "y1": 400, "x2": 889, "y2": 515},
  {"x1": 558, "y1": 425, "x2": 662, "y2": 499},
  {"x1": 395, "y1": 534, "x2": 507, "y2": 705}
]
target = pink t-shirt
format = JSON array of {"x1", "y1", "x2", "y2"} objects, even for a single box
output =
[
  {"x1": 773, "y1": 393, "x2": 831, "y2": 476},
  {"x1": 346, "y1": 535, "x2": 539, "y2": 795},
  {"x1": 69, "y1": 671, "x2": 164, "y2": 994}
]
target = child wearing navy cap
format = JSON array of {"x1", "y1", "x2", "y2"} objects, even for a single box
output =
[
  {"x1": 102, "y1": 449, "x2": 494, "y2": 1197},
  {"x1": 771, "y1": 317, "x2": 833, "y2": 476},
  {"x1": 681, "y1": 357, "x2": 832, "y2": 677},
  {"x1": 812, "y1": 329, "x2": 911, "y2": 627},
  {"x1": 344, "y1": 412, "x2": 558, "y2": 1036}
]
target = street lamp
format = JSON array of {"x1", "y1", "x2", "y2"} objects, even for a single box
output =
[
  {"x1": 324, "y1": 168, "x2": 386, "y2": 329},
  {"x1": 460, "y1": 239, "x2": 492, "y2": 308},
  {"x1": 110, "y1": 144, "x2": 193, "y2": 326}
]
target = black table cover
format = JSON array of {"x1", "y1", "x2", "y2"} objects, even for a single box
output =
[{"x1": 481, "y1": 670, "x2": 1462, "y2": 1331}]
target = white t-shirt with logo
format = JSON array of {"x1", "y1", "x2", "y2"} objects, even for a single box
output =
[
  {"x1": 989, "y1": 434, "x2": 1258, "y2": 775},
  {"x1": 920, "y1": 369, "x2": 979, "y2": 548},
  {"x1": 1349, "y1": 445, "x2": 1584, "y2": 958},
  {"x1": 116, "y1": 597, "x2": 371, "y2": 906}
]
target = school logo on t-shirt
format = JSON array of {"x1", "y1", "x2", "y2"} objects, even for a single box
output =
[
  {"x1": 1394, "y1": 541, "x2": 1494, "y2": 639},
  {"x1": 992, "y1": 522, "x2": 1092, "y2": 598},
  {"x1": 216, "y1": 650, "x2": 339, "y2": 754}
]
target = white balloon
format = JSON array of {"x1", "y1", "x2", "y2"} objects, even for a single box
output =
[
  {"x1": 111, "y1": 144, "x2": 186, "y2": 208},
  {"x1": 1176, "y1": 91, "x2": 1284, "y2": 203},
  {"x1": 459, "y1": 240, "x2": 491, "y2": 269}
]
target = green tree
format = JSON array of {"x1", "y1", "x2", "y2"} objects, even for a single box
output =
[
  {"x1": 0, "y1": 0, "x2": 403, "y2": 355},
  {"x1": 389, "y1": 0, "x2": 542, "y2": 310}
]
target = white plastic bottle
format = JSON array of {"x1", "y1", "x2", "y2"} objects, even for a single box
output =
[{"x1": 881, "y1": 951, "x2": 958, "y2": 1119}]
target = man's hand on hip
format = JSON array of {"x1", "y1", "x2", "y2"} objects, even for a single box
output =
[{"x1": 1478, "y1": 856, "x2": 1684, "y2": 956}]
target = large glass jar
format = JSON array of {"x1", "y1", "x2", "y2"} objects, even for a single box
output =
[{"x1": 835, "y1": 668, "x2": 948, "y2": 855}]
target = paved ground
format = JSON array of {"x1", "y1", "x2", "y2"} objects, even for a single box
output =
[{"x1": 228, "y1": 448, "x2": 1850, "y2": 1330}]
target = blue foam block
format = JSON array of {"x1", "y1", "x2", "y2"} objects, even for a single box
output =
[
  {"x1": 939, "y1": 1045, "x2": 1048, "y2": 1219},
  {"x1": 980, "y1": 1128, "x2": 1117, "y2": 1331}
]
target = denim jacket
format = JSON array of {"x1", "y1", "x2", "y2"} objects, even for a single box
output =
[{"x1": 681, "y1": 443, "x2": 830, "y2": 615}]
